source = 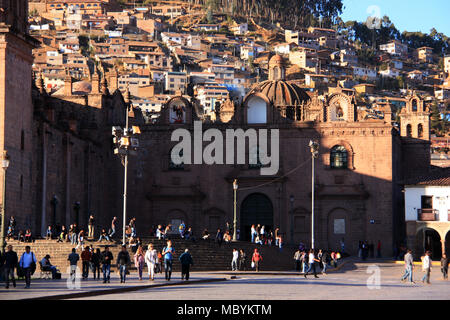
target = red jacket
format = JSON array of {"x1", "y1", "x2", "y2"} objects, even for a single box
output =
[
  {"x1": 81, "y1": 251, "x2": 92, "y2": 261},
  {"x1": 252, "y1": 252, "x2": 262, "y2": 262}
]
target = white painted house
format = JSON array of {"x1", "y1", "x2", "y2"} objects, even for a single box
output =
[{"x1": 404, "y1": 169, "x2": 450, "y2": 259}]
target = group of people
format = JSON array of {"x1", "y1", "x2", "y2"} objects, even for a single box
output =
[
  {"x1": 293, "y1": 249, "x2": 341, "y2": 277},
  {"x1": 231, "y1": 248, "x2": 264, "y2": 272},
  {"x1": 250, "y1": 225, "x2": 283, "y2": 248},
  {"x1": 44, "y1": 216, "x2": 120, "y2": 246},
  {"x1": 65, "y1": 240, "x2": 193, "y2": 283},
  {"x1": 401, "y1": 249, "x2": 449, "y2": 284},
  {"x1": 153, "y1": 223, "x2": 195, "y2": 242},
  {"x1": 0, "y1": 245, "x2": 38, "y2": 288},
  {"x1": 357, "y1": 240, "x2": 382, "y2": 260},
  {"x1": 6, "y1": 216, "x2": 34, "y2": 243}
]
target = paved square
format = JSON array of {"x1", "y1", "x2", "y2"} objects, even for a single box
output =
[{"x1": 1, "y1": 260, "x2": 447, "y2": 300}]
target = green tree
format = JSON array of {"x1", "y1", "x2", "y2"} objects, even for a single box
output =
[{"x1": 430, "y1": 101, "x2": 443, "y2": 136}]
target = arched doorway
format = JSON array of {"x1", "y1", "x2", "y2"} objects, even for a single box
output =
[
  {"x1": 240, "y1": 193, "x2": 273, "y2": 241},
  {"x1": 416, "y1": 228, "x2": 442, "y2": 260}
]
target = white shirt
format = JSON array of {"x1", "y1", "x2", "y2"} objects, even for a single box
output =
[
  {"x1": 20, "y1": 252, "x2": 37, "y2": 268},
  {"x1": 309, "y1": 253, "x2": 315, "y2": 263},
  {"x1": 232, "y1": 251, "x2": 239, "y2": 261},
  {"x1": 145, "y1": 249, "x2": 158, "y2": 264},
  {"x1": 422, "y1": 255, "x2": 431, "y2": 269}
]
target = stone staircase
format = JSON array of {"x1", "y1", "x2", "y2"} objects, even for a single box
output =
[{"x1": 5, "y1": 236, "x2": 296, "y2": 272}]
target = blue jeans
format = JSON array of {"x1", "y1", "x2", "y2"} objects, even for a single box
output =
[
  {"x1": 119, "y1": 265, "x2": 127, "y2": 282},
  {"x1": 401, "y1": 265, "x2": 413, "y2": 282},
  {"x1": 251, "y1": 233, "x2": 255, "y2": 243},
  {"x1": 109, "y1": 228, "x2": 115, "y2": 238},
  {"x1": 71, "y1": 234, "x2": 77, "y2": 244},
  {"x1": 302, "y1": 262, "x2": 306, "y2": 273},
  {"x1": 102, "y1": 264, "x2": 111, "y2": 282},
  {"x1": 98, "y1": 235, "x2": 110, "y2": 242},
  {"x1": 306, "y1": 262, "x2": 317, "y2": 276},
  {"x1": 322, "y1": 262, "x2": 329, "y2": 273}
]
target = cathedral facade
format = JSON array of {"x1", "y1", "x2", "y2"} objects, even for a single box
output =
[{"x1": 126, "y1": 55, "x2": 431, "y2": 256}]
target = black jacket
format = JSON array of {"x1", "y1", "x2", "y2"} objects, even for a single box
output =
[
  {"x1": 101, "y1": 251, "x2": 113, "y2": 265},
  {"x1": 117, "y1": 251, "x2": 131, "y2": 266},
  {"x1": 4, "y1": 251, "x2": 18, "y2": 268}
]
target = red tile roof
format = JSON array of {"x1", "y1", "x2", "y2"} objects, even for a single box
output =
[{"x1": 405, "y1": 168, "x2": 450, "y2": 186}]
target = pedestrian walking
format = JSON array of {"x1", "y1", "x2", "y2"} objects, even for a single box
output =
[
  {"x1": 101, "y1": 246, "x2": 113, "y2": 283},
  {"x1": 304, "y1": 249, "x2": 320, "y2": 278},
  {"x1": 440, "y1": 253, "x2": 448, "y2": 280},
  {"x1": 81, "y1": 246, "x2": 92, "y2": 279},
  {"x1": 88, "y1": 215, "x2": 95, "y2": 239},
  {"x1": 117, "y1": 245, "x2": 131, "y2": 283},
  {"x1": 109, "y1": 217, "x2": 117, "y2": 239},
  {"x1": 91, "y1": 248, "x2": 101, "y2": 280},
  {"x1": 134, "y1": 245, "x2": 145, "y2": 280},
  {"x1": 179, "y1": 248, "x2": 194, "y2": 281},
  {"x1": 401, "y1": 249, "x2": 415, "y2": 284},
  {"x1": 301, "y1": 251, "x2": 308, "y2": 273},
  {"x1": 251, "y1": 248, "x2": 262, "y2": 272},
  {"x1": 4, "y1": 245, "x2": 18, "y2": 289},
  {"x1": 19, "y1": 246, "x2": 37, "y2": 289},
  {"x1": 231, "y1": 248, "x2": 239, "y2": 271},
  {"x1": 145, "y1": 243, "x2": 158, "y2": 281},
  {"x1": 239, "y1": 249, "x2": 246, "y2": 271},
  {"x1": 294, "y1": 249, "x2": 301, "y2": 271},
  {"x1": 421, "y1": 251, "x2": 432, "y2": 284},
  {"x1": 162, "y1": 240, "x2": 175, "y2": 281},
  {"x1": 321, "y1": 250, "x2": 331, "y2": 275},
  {"x1": 68, "y1": 248, "x2": 80, "y2": 284}
]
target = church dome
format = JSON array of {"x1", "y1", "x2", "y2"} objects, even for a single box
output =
[
  {"x1": 246, "y1": 80, "x2": 310, "y2": 107},
  {"x1": 269, "y1": 54, "x2": 284, "y2": 65}
]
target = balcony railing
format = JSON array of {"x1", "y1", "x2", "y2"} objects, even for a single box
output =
[{"x1": 417, "y1": 209, "x2": 439, "y2": 221}]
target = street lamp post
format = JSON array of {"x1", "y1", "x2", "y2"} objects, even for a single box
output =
[
  {"x1": 232, "y1": 179, "x2": 238, "y2": 241},
  {"x1": 289, "y1": 195, "x2": 294, "y2": 244},
  {"x1": 112, "y1": 91, "x2": 141, "y2": 245},
  {"x1": 0, "y1": 151, "x2": 10, "y2": 253},
  {"x1": 309, "y1": 140, "x2": 319, "y2": 250}
]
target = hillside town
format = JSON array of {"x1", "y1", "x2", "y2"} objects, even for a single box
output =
[{"x1": 28, "y1": 0, "x2": 449, "y2": 155}]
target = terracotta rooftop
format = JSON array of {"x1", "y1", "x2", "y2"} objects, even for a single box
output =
[{"x1": 405, "y1": 168, "x2": 450, "y2": 186}]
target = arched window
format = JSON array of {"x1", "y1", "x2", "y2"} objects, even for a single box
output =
[
  {"x1": 406, "y1": 124, "x2": 412, "y2": 137},
  {"x1": 330, "y1": 145, "x2": 348, "y2": 169},
  {"x1": 247, "y1": 96, "x2": 267, "y2": 124},
  {"x1": 418, "y1": 124, "x2": 423, "y2": 138},
  {"x1": 412, "y1": 99, "x2": 417, "y2": 112}
]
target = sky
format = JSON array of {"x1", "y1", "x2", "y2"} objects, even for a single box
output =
[{"x1": 340, "y1": 0, "x2": 450, "y2": 36}]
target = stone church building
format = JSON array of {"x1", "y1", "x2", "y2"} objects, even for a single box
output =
[
  {"x1": 127, "y1": 55, "x2": 432, "y2": 256},
  {"x1": 0, "y1": 1, "x2": 434, "y2": 256}
]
